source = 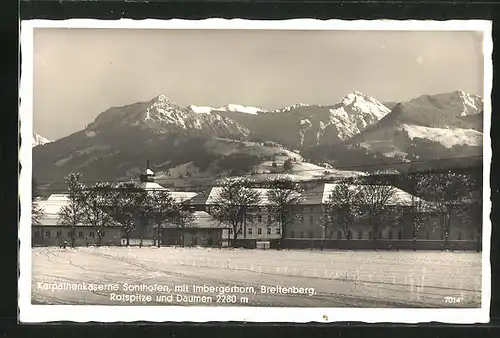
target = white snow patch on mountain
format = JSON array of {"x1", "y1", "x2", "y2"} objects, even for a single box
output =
[
  {"x1": 189, "y1": 105, "x2": 213, "y2": 114},
  {"x1": 402, "y1": 124, "x2": 483, "y2": 148},
  {"x1": 33, "y1": 133, "x2": 51, "y2": 147},
  {"x1": 217, "y1": 104, "x2": 265, "y2": 115}
]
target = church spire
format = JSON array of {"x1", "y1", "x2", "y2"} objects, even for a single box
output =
[{"x1": 140, "y1": 160, "x2": 155, "y2": 182}]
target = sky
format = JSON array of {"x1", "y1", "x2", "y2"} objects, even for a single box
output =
[{"x1": 32, "y1": 28, "x2": 485, "y2": 140}]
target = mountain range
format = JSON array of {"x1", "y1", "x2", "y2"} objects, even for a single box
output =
[{"x1": 32, "y1": 90, "x2": 483, "y2": 190}]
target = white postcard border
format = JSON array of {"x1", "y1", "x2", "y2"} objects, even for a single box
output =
[{"x1": 19, "y1": 19, "x2": 493, "y2": 324}]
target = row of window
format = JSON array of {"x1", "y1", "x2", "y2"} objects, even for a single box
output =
[
  {"x1": 34, "y1": 230, "x2": 105, "y2": 239},
  {"x1": 289, "y1": 230, "x2": 478, "y2": 240},
  {"x1": 228, "y1": 227, "x2": 281, "y2": 235}
]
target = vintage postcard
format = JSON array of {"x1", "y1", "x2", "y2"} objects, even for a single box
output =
[{"x1": 19, "y1": 19, "x2": 492, "y2": 323}]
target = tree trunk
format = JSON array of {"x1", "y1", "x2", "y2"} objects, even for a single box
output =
[
  {"x1": 232, "y1": 227, "x2": 238, "y2": 248},
  {"x1": 97, "y1": 234, "x2": 102, "y2": 247},
  {"x1": 157, "y1": 228, "x2": 161, "y2": 248},
  {"x1": 126, "y1": 233, "x2": 130, "y2": 247},
  {"x1": 181, "y1": 230, "x2": 185, "y2": 248},
  {"x1": 71, "y1": 228, "x2": 75, "y2": 248}
]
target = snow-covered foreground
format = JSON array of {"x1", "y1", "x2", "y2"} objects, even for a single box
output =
[{"x1": 32, "y1": 247, "x2": 481, "y2": 308}]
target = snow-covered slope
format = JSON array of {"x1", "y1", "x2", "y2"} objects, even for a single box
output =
[
  {"x1": 32, "y1": 133, "x2": 51, "y2": 147},
  {"x1": 402, "y1": 124, "x2": 482, "y2": 148},
  {"x1": 216, "y1": 104, "x2": 266, "y2": 115},
  {"x1": 189, "y1": 104, "x2": 266, "y2": 115}
]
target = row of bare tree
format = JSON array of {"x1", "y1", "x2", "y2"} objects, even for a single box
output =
[
  {"x1": 32, "y1": 170, "x2": 480, "y2": 249},
  {"x1": 33, "y1": 173, "x2": 195, "y2": 247}
]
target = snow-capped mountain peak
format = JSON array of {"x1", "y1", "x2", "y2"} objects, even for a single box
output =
[
  {"x1": 320, "y1": 91, "x2": 391, "y2": 141},
  {"x1": 457, "y1": 91, "x2": 482, "y2": 116},
  {"x1": 33, "y1": 132, "x2": 51, "y2": 147},
  {"x1": 86, "y1": 94, "x2": 251, "y2": 140}
]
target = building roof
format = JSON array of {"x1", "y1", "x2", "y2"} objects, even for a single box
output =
[
  {"x1": 205, "y1": 187, "x2": 300, "y2": 206},
  {"x1": 320, "y1": 183, "x2": 433, "y2": 209},
  {"x1": 169, "y1": 191, "x2": 198, "y2": 203},
  {"x1": 36, "y1": 196, "x2": 88, "y2": 227},
  {"x1": 137, "y1": 181, "x2": 167, "y2": 190},
  {"x1": 153, "y1": 211, "x2": 230, "y2": 229}
]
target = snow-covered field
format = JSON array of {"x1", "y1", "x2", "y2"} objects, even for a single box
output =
[{"x1": 32, "y1": 247, "x2": 481, "y2": 308}]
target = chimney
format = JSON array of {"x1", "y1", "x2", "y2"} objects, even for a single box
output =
[{"x1": 146, "y1": 159, "x2": 150, "y2": 169}]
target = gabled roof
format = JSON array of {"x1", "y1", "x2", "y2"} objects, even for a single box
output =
[
  {"x1": 152, "y1": 211, "x2": 230, "y2": 229},
  {"x1": 205, "y1": 187, "x2": 300, "y2": 206},
  {"x1": 169, "y1": 191, "x2": 198, "y2": 203},
  {"x1": 321, "y1": 183, "x2": 432, "y2": 208},
  {"x1": 137, "y1": 181, "x2": 167, "y2": 190}
]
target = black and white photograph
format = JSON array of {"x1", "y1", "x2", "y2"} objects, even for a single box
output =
[{"x1": 19, "y1": 19, "x2": 492, "y2": 323}]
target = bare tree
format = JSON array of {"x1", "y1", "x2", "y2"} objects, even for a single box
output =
[
  {"x1": 358, "y1": 183, "x2": 397, "y2": 242},
  {"x1": 57, "y1": 172, "x2": 85, "y2": 248},
  {"x1": 142, "y1": 189, "x2": 178, "y2": 248},
  {"x1": 171, "y1": 202, "x2": 196, "y2": 247},
  {"x1": 107, "y1": 182, "x2": 143, "y2": 247},
  {"x1": 31, "y1": 175, "x2": 45, "y2": 226},
  {"x1": 210, "y1": 178, "x2": 261, "y2": 248},
  {"x1": 32, "y1": 200, "x2": 45, "y2": 226},
  {"x1": 416, "y1": 171, "x2": 478, "y2": 248},
  {"x1": 265, "y1": 176, "x2": 303, "y2": 243},
  {"x1": 323, "y1": 177, "x2": 363, "y2": 243},
  {"x1": 80, "y1": 182, "x2": 115, "y2": 247}
]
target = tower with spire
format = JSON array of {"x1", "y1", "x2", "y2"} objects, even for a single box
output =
[{"x1": 140, "y1": 160, "x2": 156, "y2": 183}]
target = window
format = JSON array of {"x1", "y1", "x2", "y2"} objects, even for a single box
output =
[
  {"x1": 78, "y1": 231, "x2": 84, "y2": 238},
  {"x1": 388, "y1": 230, "x2": 393, "y2": 240},
  {"x1": 257, "y1": 215, "x2": 263, "y2": 223},
  {"x1": 358, "y1": 231, "x2": 363, "y2": 239},
  {"x1": 257, "y1": 228, "x2": 262, "y2": 235},
  {"x1": 291, "y1": 231, "x2": 295, "y2": 238},
  {"x1": 248, "y1": 228, "x2": 253, "y2": 235},
  {"x1": 378, "y1": 231, "x2": 383, "y2": 239},
  {"x1": 398, "y1": 230, "x2": 402, "y2": 240},
  {"x1": 309, "y1": 231, "x2": 313, "y2": 238},
  {"x1": 310, "y1": 207, "x2": 314, "y2": 213},
  {"x1": 89, "y1": 232, "x2": 95, "y2": 238},
  {"x1": 329, "y1": 230, "x2": 334, "y2": 239},
  {"x1": 337, "y1": 230, "x2": 343, "y2": 239},
  {"x1": 45, "y1": 231, "x2": 50, "y2": 238},
  {"x1": 426, "y1": 231, "x2": 430, "y2": 240},
  {"x1": 56, "y1": 231, "x2": 62, "y2": 238},
  {"x1": 229, "y1": 228, "x2": 233, "y2": 235},
  {"x1": 34, "y1": 231, "x2": 40, "y2": 238},
  {"x1": 267, "y1": 227, "x2": 271, "y2": 235},
  {"x1": 68, "y1": 231, "x2": 72, "y2": 238},
  {"x1": 300, "y1": 232, "x2": 305, "y2": 238},
  {"x1": 102, "y1": 231, "x2": 106, "y2": 237},
  {"x1": 267, "y1": 216, "x2": 272, "y2": 224},
  {"x1": 458, "y1": 232, "x2": 462, "y2": 240},
  {"x1": 309, "y1": 216, "x2": 314, "y2": 224},
  {"x1": 369, "y1": 231, "x2": 373, "y2": 240},
  {"x1": 276, "y1": 228, "x2": 281, "y2": 235}
]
